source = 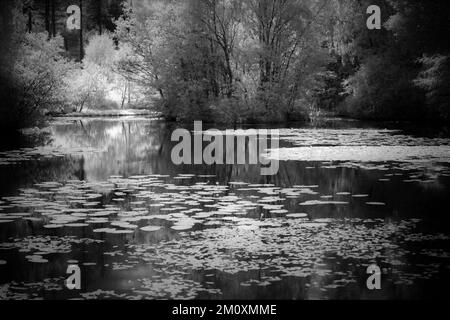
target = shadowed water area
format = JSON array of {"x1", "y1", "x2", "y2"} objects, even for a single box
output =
[{"x1": 0, "y1": 117, "x2": 449, "y2": 300}]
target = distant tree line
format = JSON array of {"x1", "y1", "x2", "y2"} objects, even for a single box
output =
[
  {"x1": 22, "y1": 0, "x2": 123, "y2": 35},
  {"x1": 21, "y1": 0, "x2": 124, "y2": 60}
]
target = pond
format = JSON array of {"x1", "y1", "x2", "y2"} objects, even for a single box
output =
[{"x1": 0, "y1": 117, "x2": 449, "y2": 300}]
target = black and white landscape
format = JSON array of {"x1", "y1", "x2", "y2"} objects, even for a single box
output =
[{"x1": 0, "y1": 0, "x2": 449, "y2": 301}]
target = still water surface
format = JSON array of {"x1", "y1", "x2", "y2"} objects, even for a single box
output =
[{"x1": 0, "y1": 117, "x2": 449, "y2": 299}]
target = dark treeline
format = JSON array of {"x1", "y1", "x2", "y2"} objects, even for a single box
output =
[
  {"x1": 0, "y1": 0, "x2": 449, "y2": 130},
  {"x1": 0, "y1": 0, "x2": 126, "y2": 130},
  {"x1": 324, "y1": 0, "x2": 450, "y2": 122},
  {"x1": 22, "y1": 0, "x2": 123, "y2": 35},
  {"x1": 17, "y1": 0, "x2": 123, "y2": 61}
]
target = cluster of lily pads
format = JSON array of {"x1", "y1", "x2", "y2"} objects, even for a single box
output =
[
  {"x1": 277, "y1": 128, "x2": 450, "y2": 147},
  {"x1": 1, "y1": 215, "x2": 449, "y2": 299},
  {"x1": 0, "y1": 172, "x2": 403, "y2": 240},
  {"x1": 1, "y1": 122, "x2": 450, "y2": 299}
]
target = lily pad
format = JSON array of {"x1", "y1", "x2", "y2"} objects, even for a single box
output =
[
  {"x1": 286, "y1": 213, "x2": 308, "y2": 219},
  {"x1": 140, "y1": 226, "x2": 162, "y2": 232}
]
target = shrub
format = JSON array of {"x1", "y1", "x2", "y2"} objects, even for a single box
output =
[
  {"x1": 208, "y1": 98, "x2": 249, "y2": 125},
  {"x1": 414, "y1": 55, "x2": 450, "y2": 122},
  {"x1": 0, "y1": 30, "x2": 74, "y2": 129},
  {"x1": 67, "y1": 62, "x2": 111, "y2": 112},
  {"x1": 339, "y1": 55, "x2": 423, "y2": 120},
  {"x1": 67, "y1": 33, "x2": 134, "y2": 112},
  {"x1": 84, "y1": 33, "x2": 117, "y2": 68}
]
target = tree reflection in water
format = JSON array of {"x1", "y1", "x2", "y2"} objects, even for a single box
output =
[{"x1": 0, "y1": 118, "x2": 449, "y2": 300}]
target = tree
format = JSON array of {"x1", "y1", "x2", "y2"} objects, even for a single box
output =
[
  {"x1": 68, "y1": 33, "x2": 134, "y2": 112},
  {"x1": 415, "y1": 55, "x2": 450, "y2": 121},
  {"x1": 320, "y1": 0, "x2": 450, "y2": 122},
  {"x1": 0, "y1": 1, "x2": 74, "y2": 129},
  {"x1": 114, "y1": 0, "x2": 332, "y2": 123}
]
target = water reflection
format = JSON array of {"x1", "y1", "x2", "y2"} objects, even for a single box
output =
[{"x1": 0, "y1": 118, "x2": 449, "y2": 300}]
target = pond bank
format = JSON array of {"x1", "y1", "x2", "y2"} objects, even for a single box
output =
[{"x1": 60, "y1": 109, "x2": 162, "y2": 118}]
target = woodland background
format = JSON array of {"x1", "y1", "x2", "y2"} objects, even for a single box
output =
[{"x1": 0, "y1": 0, "x2": 449, "y2": 129}]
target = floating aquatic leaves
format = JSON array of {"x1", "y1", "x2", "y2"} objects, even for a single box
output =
[
  {"x1": 171, "y1": 224, "x2": 194, "y2": 231},
  {"x1": 259, "y1": 128, "x2": 450, "y2": 183},
  {"x1": 0, "y1": 235, "x2": 103, "y2": 258},
  {"x1": 25, "y1": 255, "x2": 49, "y2": 264},
  {"x1": 1, "y1": 120, "x2": 450, "y2": 300},
  {"x1": 93, "y1": 228, "x2": 117, "y2": 233},
  {"x1": 99, "y1": 217, "x2": 448, "y2": 299},
  {"x1": 43, "y1": 224, "x2": 64, "y2": 229},
  {"x1": 0, "y1": 145, "x2": 102, "y2": 166},
  {"x1": 276, "y1": 128, "x2": 450, "y2": 147},
  {"x1": 366, "y1": 202, "x2": 386, "y2": 206},
  {"x1": 267, "y1": 146, "x2": 450, "y2": 163},
  {"x1": 299, "y1": 200, "x2": 349, "y2": 206},
  {"x1": 286, "y1": 213, "x2": 308, "y2": 219},
  {"x1": 0, "y1": 277, "x2": 66, "y2": 300},
  {"x1": 140, "y1": 226, "x2": 162, "y2": 232},
  {"x1": 65, "y1": 223, "x2": 90, "y2": 228}
]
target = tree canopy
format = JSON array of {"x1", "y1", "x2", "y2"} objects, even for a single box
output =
[{"x1": 1, "y1": 0, "x2": 449, "y2": 129}]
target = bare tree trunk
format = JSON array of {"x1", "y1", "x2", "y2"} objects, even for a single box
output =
[
  {"x1": 98, "y1": 0, "x2": 103, "y2": 34},
  {"x1": 79, "y1": 98, "x2": 86, "y2": 113},
  {"x1": 45, "y1": 0, "x2": 50, "y2": 35},
  {"x1": 79, "y1": 0, "x2": 84, "y2": 61},
  {"x1": 27, "y1": 7, "x2": 32, "y2": 32},
  {"x1": 51, "y1": 0, "x2": 56, "y2": 37},
  {"x1": 121, "y1": 82, "x2": 127, "y2": 109},
  {"x1": 127, "y1": 81, "x2": 131, "y2": 105}
]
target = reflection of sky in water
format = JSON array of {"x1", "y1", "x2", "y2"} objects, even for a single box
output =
[{"x1": 0, "y1": 118, "x2": 449, "y2": 300}]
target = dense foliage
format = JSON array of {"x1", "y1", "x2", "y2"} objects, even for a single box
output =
[
  {"x1": 114, "y1": 0, "x2": 331, "y2": 123},
  {"x1": 323, "y1": 0, "x2": 450, "y2": 121},
  {"x1": 0, "y1": 3, "x2": 74, "y2": 129},
  {"x1": 0, "y1": 1, "x2": 136, "y2": 130},
  {"x1": 114, "y1": 0, "x2": 450, "y2": 123},
  {"x1": 1, "y1": 0, "x2": 449, "y2": 129}
]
